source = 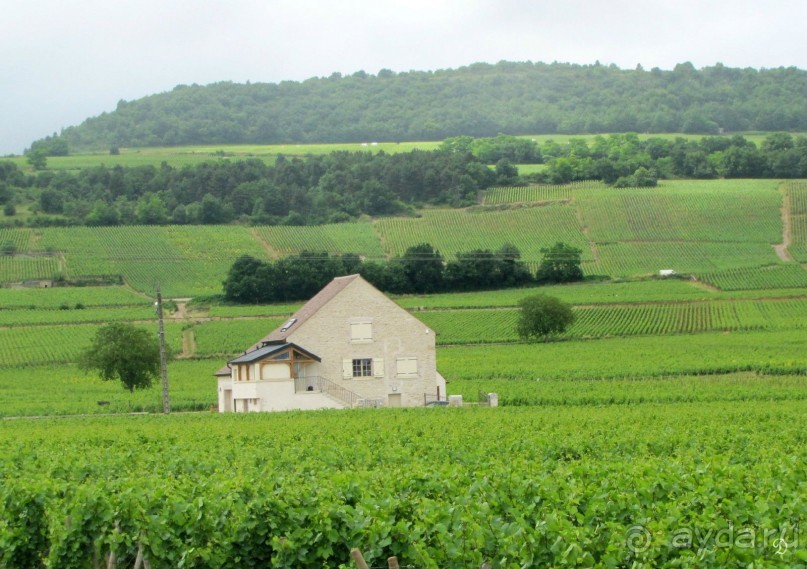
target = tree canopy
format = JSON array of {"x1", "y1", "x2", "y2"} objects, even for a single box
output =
[
  {"x1": 516, "y1": 295, "x2": 576, "y2": 341},
  {"x1": 535, "y1": 242, "x2": 584, "y2": 284},
  {"x1": 78, "y1": 323, "x2": 162, "y2": 392},
  {"x1": 223, "y1": 243, "x2": 535, "y2": 303},
  {"x1": 35, "y1": 61, "x2": 807, "y2": 151}
]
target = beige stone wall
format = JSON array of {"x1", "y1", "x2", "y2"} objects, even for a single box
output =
[
  {"x1": 288, "y1": 278, "x2": 437, "y2": 407},
  {"x1": 217, "y1": 377, "x2": 232, "y2": 412}
]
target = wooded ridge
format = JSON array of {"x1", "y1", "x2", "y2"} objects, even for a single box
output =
[{"x1": 36, "y1": 61, "x2": 807, "y2": 151}]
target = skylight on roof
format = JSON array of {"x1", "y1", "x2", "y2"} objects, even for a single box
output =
[{"x1": 280, "y1": 318, "x2": 297, "y2": 332}]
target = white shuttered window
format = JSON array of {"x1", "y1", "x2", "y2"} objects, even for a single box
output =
[
  {"x1": 350, "y1": 322, "x2": 373, "y2": 343},
  {"x1": 396, "y1": 357, "x2": 418, "y2": 378}
]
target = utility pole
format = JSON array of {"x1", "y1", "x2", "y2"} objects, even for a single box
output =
[{"x1": 155, "y1": 283, "x2": 170, "y2": 414}]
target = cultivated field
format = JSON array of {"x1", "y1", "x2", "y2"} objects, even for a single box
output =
[
  {"x1": 2, "y1": 179, "x2": 799, "y2": 293},
  {"x1": 2, "y1": 404, "x2": 805, "y2": 566},
  {"x1": 2, "y1": 175, "x2": 807, "y2": 567}
]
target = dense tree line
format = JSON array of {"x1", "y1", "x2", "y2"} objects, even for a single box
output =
[
  {"x1": 222, "y1": 245, "x2": 532, "y2": 303},
  {"x1": 518, "y1": 133, "x2": 807, "y2": 184},
  {"x1": 223, "y1": 242, "x2": 584, "y2": 303},
  {"x1": 0, "y1": 149, "x2": 504, "y2": 227},
  {"x1": 3, "y1": 133, "x2": 806, "y2": 229},
  {"x1": 33, "y1": 61, "x2": 807, "y2": 151}
]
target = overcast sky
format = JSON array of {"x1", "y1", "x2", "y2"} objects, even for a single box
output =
[{"x1": 1, "y1": 0, "x2": 805, "y2": 155}]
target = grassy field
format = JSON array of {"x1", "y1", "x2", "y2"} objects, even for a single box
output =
[
  {"x1": 8, "y1": 133, "x2": 804, "y2": 171},
  {"x1": 4, "y1": 141, "x2": 443, "y2": 171}
]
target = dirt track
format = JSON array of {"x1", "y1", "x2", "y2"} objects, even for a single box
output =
[{"x1": 774, "y1": 183, "x2": 793, "y2": 262}]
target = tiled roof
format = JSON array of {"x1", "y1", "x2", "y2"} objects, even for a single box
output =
[
  {"x1": 262, "y1": 274, "x2": 360, "y2": 343},
  {"x1": 228, "y1": 342, "x2": 321, "y2": 365}
]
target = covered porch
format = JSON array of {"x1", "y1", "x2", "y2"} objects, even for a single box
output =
[{"x1": 220, "y1": 342, "x2": 345, "y2": 412}]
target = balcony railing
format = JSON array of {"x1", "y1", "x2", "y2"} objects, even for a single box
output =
[{"x1": 294, "y1": 376, "x2": 382, "y2": 409}]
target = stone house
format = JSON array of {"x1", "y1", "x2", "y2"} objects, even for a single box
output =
[{"x1": 215, "y1": 274, "x2": 446, "y2": 412}]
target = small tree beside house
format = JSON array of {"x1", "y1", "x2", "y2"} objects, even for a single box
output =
[{"x1": 79, "y1": 323, "x2": 164, "y2": 392}]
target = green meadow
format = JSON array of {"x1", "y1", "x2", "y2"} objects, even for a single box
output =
[{"x1": 9, "y1": 133, "x2": 804, "y2": 172}]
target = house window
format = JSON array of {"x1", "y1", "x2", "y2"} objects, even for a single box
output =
[
  {"x1": 396, "y1": 357, "x2": 418, "y2": 378},
  {"x1": 350, "y1": 322, "x2": 373, "y2": 343},
  {"x1": 352, "y1": 358, "x2": 373, "y2": 377}
]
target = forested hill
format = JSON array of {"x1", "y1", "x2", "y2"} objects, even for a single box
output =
[{"x1": 46, "y1": 61, "x2": 806, "y2": 151}]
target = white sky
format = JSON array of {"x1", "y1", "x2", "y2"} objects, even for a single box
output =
[{"x1": 1, "y1": 0, "x2": 805, "y2": 155}]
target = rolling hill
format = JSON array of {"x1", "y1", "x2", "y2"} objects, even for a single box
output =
[{"x1": 36, "y1": 61, "x2": 807, "y2": 151}]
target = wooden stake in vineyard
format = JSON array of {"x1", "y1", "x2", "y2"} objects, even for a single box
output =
[{"x1": 155, "y1": 283, "x2": 170, "y2": 414}]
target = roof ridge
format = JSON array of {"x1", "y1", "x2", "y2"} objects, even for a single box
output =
[{"x1": 214, "y1": 274, "x2": 365, "y2": 377}]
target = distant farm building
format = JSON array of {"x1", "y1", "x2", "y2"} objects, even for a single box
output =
[{"x1": 215, "y1": 274, "x2": 446, "y2": 412}]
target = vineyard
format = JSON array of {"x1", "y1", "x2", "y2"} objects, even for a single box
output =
[
  {"x1": 482, "y1": 180, "x2": 604, "y2": 204},
  {"x1": 374, "y1": 205, "x2": 592, "y2": 264},
  {"x1": 0, "y1": 227, "x2": 35, "y2": 250},
  {"x1": 0, "y1": 179, "x2": 801, "y2": 293},
  {"x1": 392, "y1": 279, "x2": 807, "y2": 310},
  {"x1": 254, "y1": 223, "x2": 385, "y2": 259},
  {"x1": 788, "y1": 180, "x2": 807, "y2": 215},
  {"x1": 790, "y1": 181, "x2": 807, "y2": 263},
  {"x1": 577, "y1": 180, "x2": 782, "y2": 243},
  {"x1": 438, "y1": 329, "x2": 807, "y2": 381},
  {"x1": 700, "y1": 264, "x2": 807, "y2": 290},
  {"x1": 27, "y1": 225, "x2": 272, "y2": 296},
  {"x1": 191, "y1": 318, "x2": 287, "y2": 357},
  {"x1": 0, "y1": 285, "x2": 150, "y2": 308},
  {"x1": 1, "y1": 172, "x2": 807, "y2": 566},
  {"x1": 0, "y1": 360, "x2": 221, "y2": 417},
  {"x1": 418, "y1": 298, "x2": 807, "y2": 344},
  {"x1": 206, "y1": 302, "x2": 302, "y2": 318},
  {"x1": 0, "y1": 322, "x2": 183, "y2": 368},
  {"x1": 595, "y1": 241, "x2": 781, "y2": 276},
  {"x1": 0, "y1": 306, "x2": 156, "y2": 327},
  {"x1": 1, "y1": 404, "x2": 806, "y2": 567},
  {"x1": 450, "y1": 372, "x2": 807, "y2": 407},
  {"x1": 0, "y1": 255, "x2": 61, "y2": 282}
]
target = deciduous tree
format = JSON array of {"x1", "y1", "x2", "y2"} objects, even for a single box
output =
[
  {"x1": 79, "y1": 323, "x2": 162, "y2": 392},
  {"x1": 535, "y1": 242, "x2": 584, "y2": 284},
  {"x1": 516, "y1": 294, "x2": 575, "y2": 341}
]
